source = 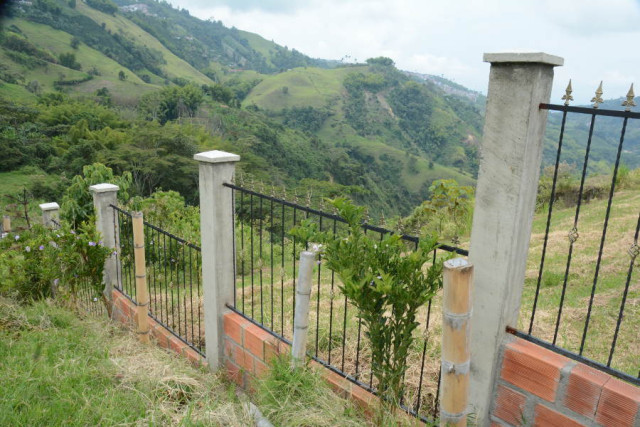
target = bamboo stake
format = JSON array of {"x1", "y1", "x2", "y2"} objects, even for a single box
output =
[
  {"x1": 291, "y1": 250, "x2": 315, "y2": 368},
  {"x1": 132, "y1": 212, "x2": 150, "y2": 344},
  {"x1": 3, "y1": 215, "x2": 11, "y2": 234},
  {"x1": 440, "y1": 258, "x2": 473, "y2": 427}
]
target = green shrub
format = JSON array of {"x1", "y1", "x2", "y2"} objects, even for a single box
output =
[
  {"x1": 0, "y1": 221, "x2": 110, "y2": 311},
  {"x1": 292, "y1": 198, "x2": 444, "y2": 410}
]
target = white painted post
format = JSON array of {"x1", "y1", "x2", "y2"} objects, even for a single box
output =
[
  {"x1": 39, "y1": 202, "x2": 60, "y2": 228},
  {"x1": 291, "y1": 251, "x2": 316, "y2": 368},
  {"x1": 194, "y1": 150, "x2": 240, "y2": 370},
  {"x1": 468, "y1": 52, "x2": 563, "y2": 425},
  {"x1": 89, "y1": 183, "x2": 120, "y2": 307}
]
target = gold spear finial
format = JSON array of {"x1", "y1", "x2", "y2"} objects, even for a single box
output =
[
  {"x1": 622, "y1": 83, "x2": 636, "y2": 111},
  {"x1": 591, "y1": 81, "x2": 604, "y2": 108},
  {"x1": 562, "y1": 80, "x2": 574, "y2": 106}
]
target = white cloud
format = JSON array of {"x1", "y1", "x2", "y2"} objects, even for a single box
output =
[{"x1": 175, "y1": 0, "x2": 640, "y2": 104}]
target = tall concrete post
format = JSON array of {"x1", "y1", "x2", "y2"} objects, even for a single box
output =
[
  {"x1": 195, "y1": 150, "x2": 240, "y2": 370},
  {"x1": 89, "y1": 183, "x2": 120, "y2": 305},
  {"x1": 39, "y1": 202, "x2": 60, "y2": 228},
  {"x1": 468, "y1": 52, "x2": 563, "y2": 425}
]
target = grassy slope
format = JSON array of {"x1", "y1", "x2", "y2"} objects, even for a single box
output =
[
  {"x1": 519, "y1": 180, "x2": 640, "y2": 376},
  {"x1": 237, "y1": 30, "x2": 279, "y2": 68},
  {"x1": 3, "y1": 18, "x2": 160, "y2": 102},
  {"x1": 244, "y1": 66, "x2": 359, "y2": 110},
  {"x1": 0, "y1": 297, "x2": 250, "y2": 426},
  {"x1": 245, "y1": 65, "x2": 475, "y2": 194},
  {"x1": 76, "y1": 1, "x2": 214, "y2": 86}
]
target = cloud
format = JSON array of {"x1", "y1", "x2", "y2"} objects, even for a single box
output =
[
  {"x1": 176, "y1": 0, "x2": 309, "y2": 13},
  {"x1": 173, "y1": 0, "x2": 640, "y2": 103}
]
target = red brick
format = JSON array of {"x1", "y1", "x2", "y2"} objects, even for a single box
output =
[
  {"x1": 493, "y1": 384, "x2": 527, "y2": 426},
  {"x1": 564, "y1": 363, "x2": 609, "y2": 419},
  {"x1": 226, "y1": 360, "x2": 243, "y2": 387},
  {"x1": 152, "y1": 325, "x2": 170, "y2": 349},
  {"x1": 243, "y1": 324, "x2": 273, "y2": 358},
  {"x1": 254, "y1": 358, "x2": 268, "y2": 377},
  {"x1": 500, "y1": 338, "x2": 569, "y2": 402},
  {"x1": 182, "y1": 347, "x2": 203, "y2": 366},
  {"x1": 595, "y1": 377, "x2": 640, "y2": 427},
  {"x1": 534, "y1": 404, "x2": 585, "y2": 427},
  {"x1": 264, "y1": 341, "x2": 279, "y2": 363},
  {"x1": 168, "y1": 335, "x2": 187, "y2": 355},
  {"x1": 351, "y1": 385, "x2": 377, "y2": 417},
  {"x1": 223, "y1": 312, "x2": 249, "y2": 345},
  {"x1": 238, "y1": 349, "x2": 254, "y2": 372},
  {"x1": 324, "y1": 370, "x2": 352, "y2": 398},
  {"x1": 224, "y1": 339, "x2": 243, "y2": 363}
]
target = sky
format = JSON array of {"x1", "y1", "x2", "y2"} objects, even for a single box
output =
[{"x1": 170, "y1": 0, "x2": 640, "y2": 104}]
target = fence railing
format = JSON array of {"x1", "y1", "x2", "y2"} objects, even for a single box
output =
[
  {"x1": 111, "y1": 205, "x2": 205, "y2": 355},
  {"x1": 223, "y1": 182, "x2": 468, "y2": 421},
  {"x1": 518, "y1": 92, "x2": 640, "y2": 385}
]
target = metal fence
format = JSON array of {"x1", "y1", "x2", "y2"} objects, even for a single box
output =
[
  {"x1": 223, "y1": 182, "x2": 467, "y2": 422},
  {"x1": 111, "y1": 205, "x2": 204, "y2": 355},
  {"x1": 517, "y1": 84, "x2": 640, "y2": 386}
]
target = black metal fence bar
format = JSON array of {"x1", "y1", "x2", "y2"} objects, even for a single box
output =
[
  {"x1": 523, "y1": 102, "x2": 640, "y2": 382},
  {"x1": 112, "y1": 205, "x2": 136, "y2": 302},
  {"x1": 110, "y1": 204, "x2": 204, "y2": 355},
  {"x1": 225, "y1": 182, "x2": 464, "y2": 421}
]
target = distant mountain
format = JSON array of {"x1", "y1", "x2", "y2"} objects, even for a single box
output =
[{"x1": 0, "y1": 0, "x2": 485, "y2": 216}]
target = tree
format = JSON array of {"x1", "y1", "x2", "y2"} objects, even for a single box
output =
[
  {"x1": 118, "y1": 70, "x2": 127, "y2": 81},
  {"x1": 138, "y1": 85, "x2": 203, "y2": 124},
  {"x1": 58, "y1": 52, "x2": 81, "y2": 70},
  {"x1": 70, "y1": 37, "x2": 80, "y2": 49}
]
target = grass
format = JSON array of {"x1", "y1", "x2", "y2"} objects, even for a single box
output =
[
  {"x1": 0, "y1": 296, "x2": 251, "y2": 426},
  {"x1": 519, "y1": 184, "x2": 640, "y2": 376},
  {"x1": 75, "y1": 1, "x2": 213, "y2": 86}
]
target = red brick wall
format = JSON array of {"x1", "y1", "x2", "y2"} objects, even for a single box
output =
[
  {"x1": 222, "y1": 311, "x2": 379, "y2": 415},
  {"x1": 111, "y1": 289, "x2": 206, "y2": 367},
  {"x1": 491, "y1": 336, "x2": 640, "y2": 427}
]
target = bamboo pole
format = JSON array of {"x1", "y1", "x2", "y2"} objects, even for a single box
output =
[
  {"x1": 440, "y1": 258, "x2": 473, "y2": 427},
  {"x1": 291, "y1": 251, "x2": 315, "y2": 368},
  {"x1": 3, "y1": 215, "x2": 11, "y2": 234},
  {"x1": 132, "y1": 212, "x2": 150, "y2": 344}
]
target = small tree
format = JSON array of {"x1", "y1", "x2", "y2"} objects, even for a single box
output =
[
  {"x1": 292, "y1": 198, "x2": 444, "y2": 412},
  {"x1": 118, "y1": 70, "x2": 127, "y2": 81}
]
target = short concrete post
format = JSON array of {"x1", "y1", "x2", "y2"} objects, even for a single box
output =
[
  {"x1": 291, "y1": 251, "x2": 316, "y2": 368},
  {"x1": 2, "y1": 215, "x2": 10, "y2": 234},
  {"x1": 195, "y1": 150, "x2": 240, "y2": 370},
  {"x1": 39, "y1": 202, "x2": 60, "y2": 228},
  {"x1": 89, "y1": 183, "x2": 120, "y2": 307},
  {"x1": 468, "y1": 52, "x2": 563, "y2": 425}
]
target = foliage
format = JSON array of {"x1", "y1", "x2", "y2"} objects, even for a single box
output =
[
  {"x1": 253, "y1": 353, "x2": 378, "y2": 426},
  {"x1": 84, "y1": 0, "x2": 117, "y2": 15},
  {"x1": 128, "y1": 190, "x2": 200, "y2": 244},
  {"x1": 291, "y1": 198, "x2": 444, "y2": 409},
  {"x1": 0, "y1": 222, "x2": 110, "y2": 312},
  {"x1": 282, "y1": 106, "x2": 331, "y2": 133},
  {"x1": 58, "y1": 52, "x2": 82, "y2": 70},
  {"x1": 61, "y1": 163, "x2": 132, "y2": 227},
  {"x1": 400, "y1": 179, "x2": 474, "y2": 243},
  {"x1": 138, "y1": 85, "x2": 204, "y2": 124}
]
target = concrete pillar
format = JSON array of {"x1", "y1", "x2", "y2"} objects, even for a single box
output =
[
  {"x1": 468, "y1": 52, "x2": 563, "y2": 425},
  {"x1": 194, "y1": 150, "x2": 240, "y2": 370},
  {"x1": 89, "y1": 183, "x2": 120, "y2": 305},
  {"x1": 39, "y1": 202, "x2": 60, "y2": 228}
]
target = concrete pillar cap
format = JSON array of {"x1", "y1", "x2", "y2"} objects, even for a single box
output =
[
  {"x1": 39, "y1": 202, "x2": 60, "y2": 211},
  {"x1": 89, "y1": 183, "x2": 120, "y2": 193},
  {"x1": 483, "y1": 52, "x2": 564, "y2": 66},
  {"x1": 194, "y1": 150, "x2": 240, "y2": 164}
]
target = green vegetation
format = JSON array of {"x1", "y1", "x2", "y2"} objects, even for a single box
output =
[
  {"x1": 0, "y1": 297, "x2": 251, "y2": 426},
  {"x1": 292, "y1": 198, "x2": 444, "y2": 411}
]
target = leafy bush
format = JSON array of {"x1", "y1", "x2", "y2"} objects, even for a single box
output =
[
  {"x1": 292, "y1": 198, "x2": 444, "y2": 410},
  {"x1": 0, "y1": 222, "x2": 110, "y2": 311}
]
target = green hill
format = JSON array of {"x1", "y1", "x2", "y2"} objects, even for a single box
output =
[{"x1": 0, "y1": 0, "x2": 487, "y2": 218}]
